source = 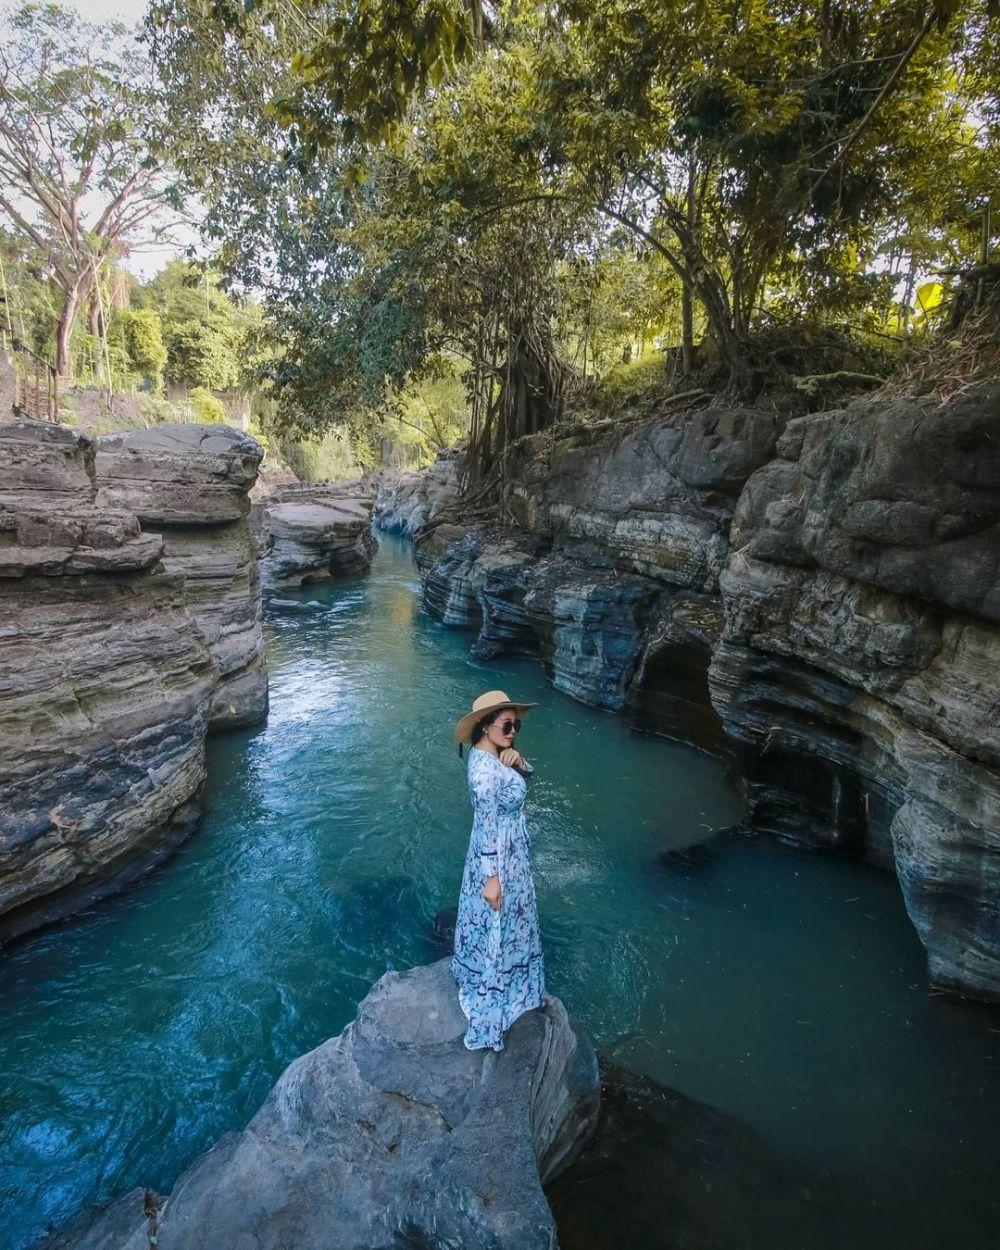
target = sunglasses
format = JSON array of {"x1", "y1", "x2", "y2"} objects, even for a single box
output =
[{"x1": 494, "y1": 717, "x2": 521, "y2": 735}]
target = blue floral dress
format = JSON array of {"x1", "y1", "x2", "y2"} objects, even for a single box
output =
[{"x1": 450, "y1": 747, "x2": 546, "y2": 1051}]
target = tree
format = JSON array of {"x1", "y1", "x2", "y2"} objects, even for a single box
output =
[
  {"x1": 149, "y1": 0, "x2": 998, "y2": 492},
  {"x1": 0, "y1": 2, "x2": 179, "y2": 377},
  {"x1": 113, "y1": 307, "x2": 167, "y2": 390},
  {"x1": 134, "y1": 260, "x2": 262, "y2": 391}
]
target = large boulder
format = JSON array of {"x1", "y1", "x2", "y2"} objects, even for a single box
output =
[
  {"x1": 256, "y1": 481, "x2": 378, "y2": 588},
  {"x1": 39, "y1": 957, "x2": 601, "y2": 1250}
]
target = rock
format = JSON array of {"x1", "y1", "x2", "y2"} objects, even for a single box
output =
[
  {"x1": 710, "y1": 382, "x2": 1000, "y2": 999},
  {"x1": 94, "y1": 423, "x2": 262, "y2": 524},
  {"x1": 256, "y1": 481, "x2": 378, "y2": 587},
  {"x1": 39, "y1": 957, "x2": 601, "y2": 1250},
  {"x1": 373, "y1": 448, "x2": 462, "y2": 535},
  {"x1": 406, "y1": 384, "x2": 1000, "y2": 1001},
  {"x1": 506, "y1": 405, "x2": 783, "y2": 590},
  {"x1": 431, "y1": 905, "x2": 458, "y2": 953},
  {"x1": 95, "y1": 424, "x2": 268, "y2": 730},
  {"x1": 249, "y1": 463, "x2": 300, "y2": 503},
  {"x1": 35, "y1": 1188, "x2": 163, "y2": 1250},
  {"x1": 0, "y1": 420, "x2": 217, "y2": 942}
]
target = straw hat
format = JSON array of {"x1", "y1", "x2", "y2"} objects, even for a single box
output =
[{"x1": 453, "y1": 689, "x2": 539, "y2": 745}]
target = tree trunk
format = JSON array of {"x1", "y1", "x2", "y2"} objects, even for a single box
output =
[
  {"x1": 55, "y1": 282, "x2": 83, "y2": 380},
  {"x1": 87, "y1": 286, "x2": 102, "y2": 339},
  {"x1": 682, "y1": 146, "x2": 697, "y2": 374}
]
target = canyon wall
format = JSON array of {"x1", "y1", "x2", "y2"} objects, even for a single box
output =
[
  {"x1": 382, "y1": 384, "x2": 1000, "y2": 1002},
  {"x1": 95, "y1": 424, "x2": 268, "y2": 729},
  {"x1": 0, "y1": 419, "x2": 267, "y2": 942}
]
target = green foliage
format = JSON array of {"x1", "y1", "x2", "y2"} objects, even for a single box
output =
[
  {"x1": 112, "y1": 308, "x2": 168, "y2": 390},
  {"x1": 188, "y1": 386, "x2": 226, "y2": 422},
  {"x1": 275, "y1": 430, "x2": 358, "y2": 483},
  {"x1": 136, "y1": 261, "x2": 263, "y2": 391},
  {"x1": 0, "y1": 3, "x2": 175, "y2": 377},
  {"x1": 594, "y1": 356, "x2": 671, "y2": 417},
  {"x1": 146, "y1": 0, "x2": 999, "y2": 469}
]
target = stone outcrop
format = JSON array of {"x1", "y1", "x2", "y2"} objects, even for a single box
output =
[
  {"x1": 40, "y1": 957, "x2": 600, "y2": 1250},
  {"x1": 391, "y1": 384, "x2": 1000, "y2": 1001},
  {"x1": 406, "y1": 405, "x2": 778, "y2": 739},
  {"x1": 255, "y1": 481, "x2": 378, "y2": 589},
  {"x1": 373, "y1": 446, "x2": 462, "y2": 535},
  {"x1": 0, "y1": 420, "x2": 217, "y2": 942},
  {"x1": 95, "y1": 424, "x2": 268, "y2": 729},
  {"x1": 248, "y1": 463, "x2": 299, "y2": 503},
  {"x1": 710, "y1": 384, "x2": 1000, "y2": 998}
]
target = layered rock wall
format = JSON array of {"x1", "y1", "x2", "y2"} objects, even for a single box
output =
[
  {"x1": 95, "y1": 424, "x2": 268, "y2": 729},
  {"x1": 389, "y1": 385, "x2": 1000, "y2": 1001},
  {"x1": 712, "y1": 386, "x2": 1000, "y2": 997},
  {"x1": 373, "y1": 447, "x2": 461, "y2": 535},
  {"x1": 254, "y1": 481, "x2": 378, "y2": 589},
  {"x1": 0, "y1": 421, "x2": 217, "y2": 941}
]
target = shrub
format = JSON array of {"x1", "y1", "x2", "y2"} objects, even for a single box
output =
[{"x1": 188, "y1": 386, "x2": 227, "y2": 423}]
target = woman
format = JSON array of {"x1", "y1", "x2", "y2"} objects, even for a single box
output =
[{"x1": 450, "y1": 689, "x2": 546, "y2": 1052}]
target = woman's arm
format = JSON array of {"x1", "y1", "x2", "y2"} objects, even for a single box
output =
[{"x1": 469, "y1": 756, "x2": 503, "y2": 909}]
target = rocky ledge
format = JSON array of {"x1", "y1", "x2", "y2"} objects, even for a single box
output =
[
  {"x1": 378, "y1": 384, "x2": 1000, "y2": 1002},
  {"x1": 39, "y1": 957, "x2": 600, "y2": 1250},
  {"x1": 254, "y1": 481, "x2": 378, "y2": 589},
  {"x1": 0, "y1": 418, "x2": 266, "y2": 943}
]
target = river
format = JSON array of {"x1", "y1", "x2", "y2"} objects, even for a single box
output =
[{"x1": 1, "y1": 530, "x2": 998, "y2": 1249}]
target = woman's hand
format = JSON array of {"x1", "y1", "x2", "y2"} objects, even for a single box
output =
[
  {"x1": 482, "y1": 874, "x2": 502, "y2": 911},
  {"x1": 499, "y1": 747, "x2": 524, "y2": 769}
]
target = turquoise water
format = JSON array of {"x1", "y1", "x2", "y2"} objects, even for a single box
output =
[{"x1": 1, "y1": 530, "x2": 998, "y2": 1249}]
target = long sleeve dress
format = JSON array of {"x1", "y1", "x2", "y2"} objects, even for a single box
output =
[{"x1": 450, "y1": 747, "x2": 546, "y2": 1051}]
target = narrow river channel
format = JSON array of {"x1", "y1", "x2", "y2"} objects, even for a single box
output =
[{"x1": 2, "y1": 530, "x2": 998, "y2": 1249}]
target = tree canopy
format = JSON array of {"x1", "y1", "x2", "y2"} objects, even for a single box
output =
[{"x1": 2, "y1": 1, "x2": 994, "y2": 487}]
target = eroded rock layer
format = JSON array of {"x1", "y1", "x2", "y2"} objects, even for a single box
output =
[
  {"x1": 40, "y1": 957, "x2": 601, "y2": 1250},
  {"x1": 373, "y1": 447, "x2": 461, "y2": 535},
  {"x1": 711, "y1": 385, "x2": 1000, "y2": 998},
  {"x1": 255, "y1": 481, "x2": 378, "y2": 588}
]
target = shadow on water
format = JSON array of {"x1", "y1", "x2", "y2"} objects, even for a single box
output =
[{"x1": 1, "y1": 530, "x2": 998, "y2": 1250}]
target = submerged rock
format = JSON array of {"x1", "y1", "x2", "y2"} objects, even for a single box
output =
[
  {"x1": 547, "y1": 1062, "x2": 851, "y2": 1250},
  {"x1": 39, "y1": 957, "x2": 601, "y2": 1250}
]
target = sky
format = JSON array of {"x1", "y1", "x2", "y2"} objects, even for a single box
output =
[
  {"x1": 69, "y1": 0, "x2": 200, "y2": 277},
  {"x1": 74, "y1": 0, "x2": 150, "y2": 21}
]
